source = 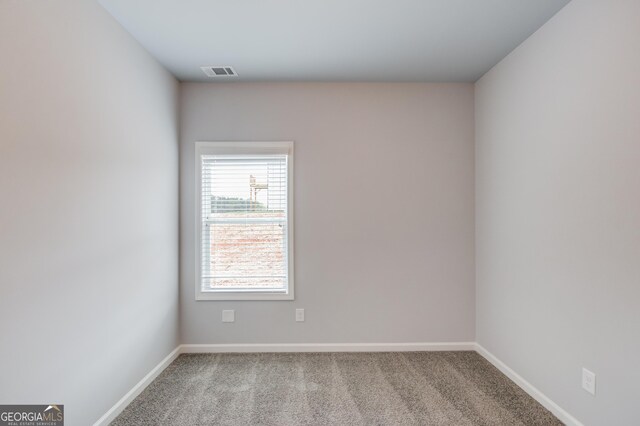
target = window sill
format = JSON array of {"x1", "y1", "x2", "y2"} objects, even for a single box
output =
[{"x1": 196, "y1": 291, "x2": 294, "y2": 301}]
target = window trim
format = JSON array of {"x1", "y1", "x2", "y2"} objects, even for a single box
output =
[{"x1": 195, "y1": 141, "x2": 294, "y2": 301}]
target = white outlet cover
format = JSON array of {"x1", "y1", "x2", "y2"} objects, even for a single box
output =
[
  {"x1": 582, "y1": 368, "x2": 596, "y2": 395},
  {"x1": 222, "y1": 310, "x2": 235, "y2": 323},
  {"x1": 295, "y1": 309, "x2": 305, "y2": 322}
]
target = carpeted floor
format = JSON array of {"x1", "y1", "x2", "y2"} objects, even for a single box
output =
[{"x1": 112, "y1": 351, "x2": 562, "y2": 425}]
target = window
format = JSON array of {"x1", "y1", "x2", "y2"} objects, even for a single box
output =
[{"x1": 196, "y1": 142, "x2": 294, "y2": 300}]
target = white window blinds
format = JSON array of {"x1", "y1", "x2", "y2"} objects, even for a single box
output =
[{"x1": 200, "y1": 154, "x2": 289, "y2": 293}]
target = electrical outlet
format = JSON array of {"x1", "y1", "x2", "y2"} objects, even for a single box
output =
[
  {"x1": 222, "y1": 310, "x2": 235, "y2": 323},
  {"x1": 582, "y1": 368, "x2": 596, "y2": 395},
  {"x1": 295, "y1": 308, "x2": 305, "y2": 322}
]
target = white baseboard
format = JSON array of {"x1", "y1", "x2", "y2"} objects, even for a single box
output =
[
  {"x1": 475, "y1": 344, "x2": 583, "y2": 426},
  {"x1": 180, "y1": 342, "x2": 476, "y2": 353},
  {"x1": 93, "y1": 346, "x2": 181, "y2": 426}
]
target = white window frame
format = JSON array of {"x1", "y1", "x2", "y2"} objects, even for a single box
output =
[{"x1": 195, "y1": 141, "x2": 294, "y2": 301}]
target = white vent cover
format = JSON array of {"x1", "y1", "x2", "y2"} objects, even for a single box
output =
[{"x1": 201, "y1": 66, "x2": 238, "y2": 78}]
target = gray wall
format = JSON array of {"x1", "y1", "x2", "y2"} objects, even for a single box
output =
[
  {"x1": 0, "y1": 1, "x2": 179, "y2": 425},
  {"x1": 475, "y1": 1, "x2": 640, "y2": 425},
  {"x1": 180, "y1": 83, "x2": 475, "y2": 344}
]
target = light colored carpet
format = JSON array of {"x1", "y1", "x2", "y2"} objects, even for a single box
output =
[{"x1": 112, "y1": 352, "x2": 562, "y2": 425}]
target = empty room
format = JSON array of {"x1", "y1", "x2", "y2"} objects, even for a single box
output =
[{"x1": 1, "y1": 0, "x2": 638, "y2": 425}]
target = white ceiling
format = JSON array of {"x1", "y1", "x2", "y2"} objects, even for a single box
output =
[{"x1": 99, "y1": 0, "x2": 570, "y2": 82}]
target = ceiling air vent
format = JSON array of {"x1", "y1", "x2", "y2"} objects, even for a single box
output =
[{"x1": 201, "y1": 66, "x2": 238, "y2": 78}]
